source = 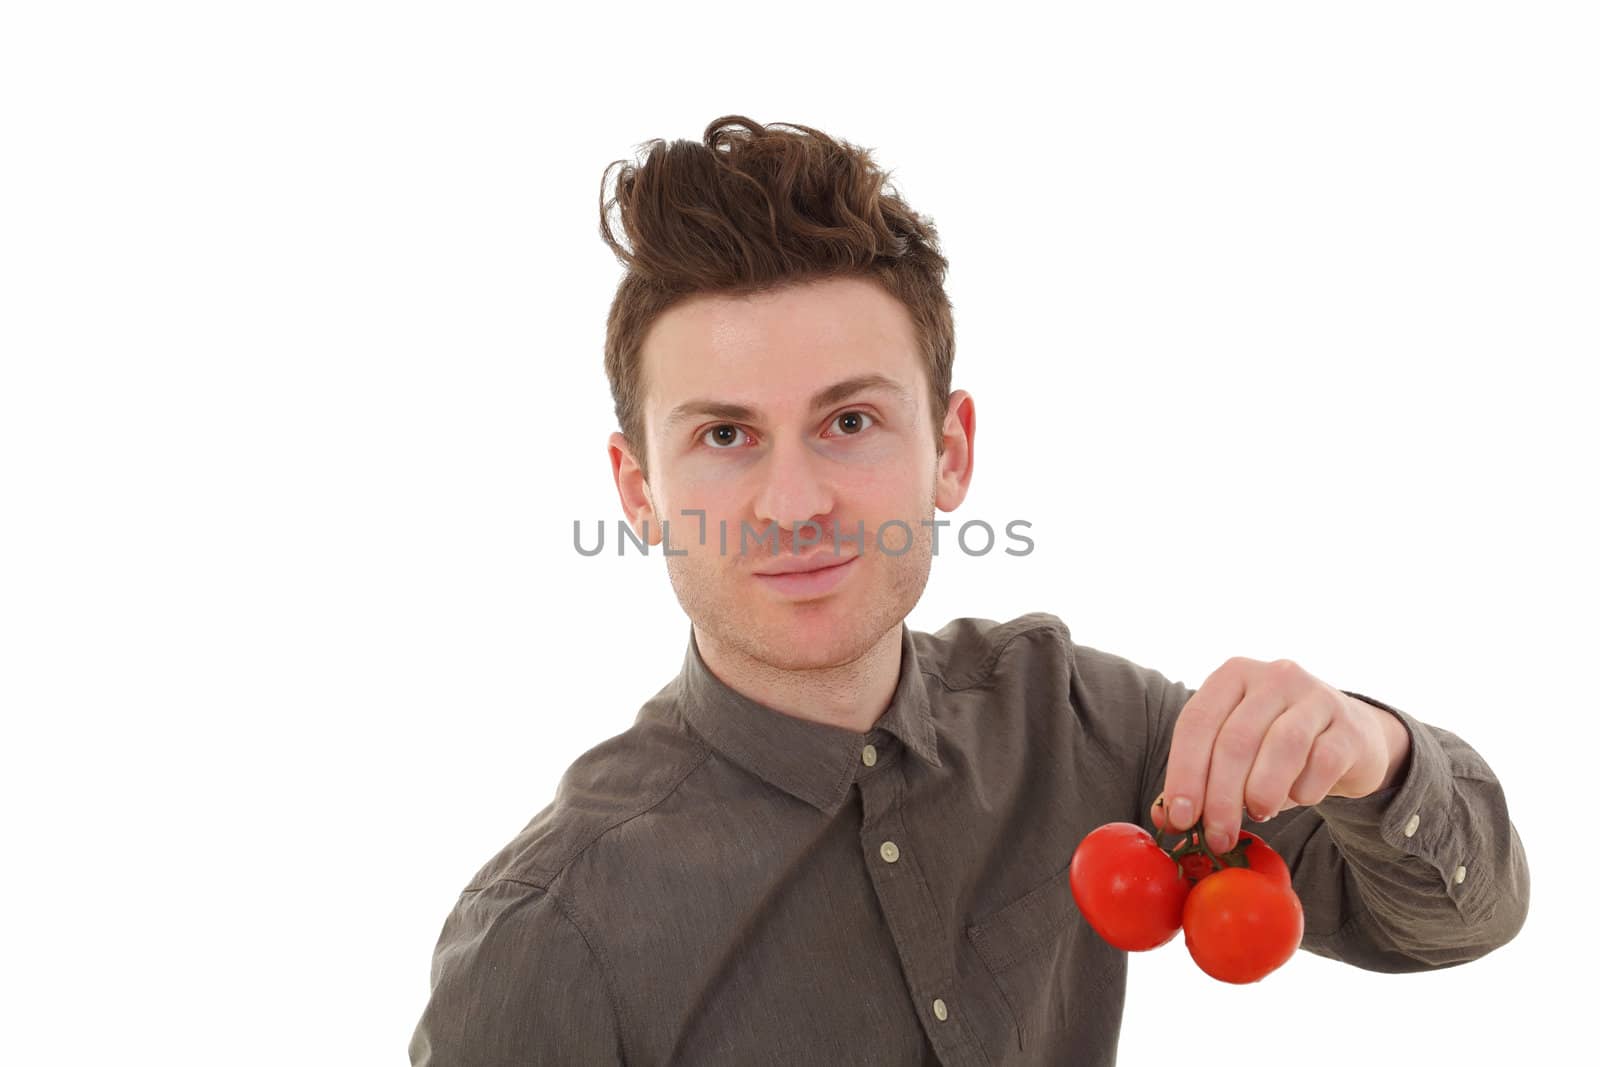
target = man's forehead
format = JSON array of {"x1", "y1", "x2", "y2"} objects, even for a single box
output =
[{"x1": 642, "y1": 278, "x2": 925, "y2": 422}]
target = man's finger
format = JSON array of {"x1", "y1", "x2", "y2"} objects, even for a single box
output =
[
  {"x1": 1287, "y1": 724, "x2": 1355, "y2": 806},
  {"x1": 1160, "y1": 660, "x2": 1249, "y2": 835},
  {"x1": 1242, "y1": 698, "x2": 1333, "y2": 821},
  {"x1": 1197, "y1": 686, "x2": 1285, "y2": 853}
]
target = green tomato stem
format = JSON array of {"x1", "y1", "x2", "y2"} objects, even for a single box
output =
[{"x1": 1153, "y1": 797, "x2": 1248, "y2": 873}]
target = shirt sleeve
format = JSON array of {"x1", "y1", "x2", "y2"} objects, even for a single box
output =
[
  {"x1": 1141, "y1": 669, "x2": 1530, "y2": 973},
  {"x1": 409, "y1": 878, "x2": 625, "y2": 1065}
]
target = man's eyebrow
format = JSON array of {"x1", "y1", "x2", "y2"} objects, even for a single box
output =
[{"x1": 661, "y1": 373, "x2": 912, "y2": 433}]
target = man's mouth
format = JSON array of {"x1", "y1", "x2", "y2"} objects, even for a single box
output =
[
  {"x1": 753, "y1": 552, "x2": 858, "y2": 577},
  {"x1": 752, "y1": 554, "x2": 859, "y2": 597}
]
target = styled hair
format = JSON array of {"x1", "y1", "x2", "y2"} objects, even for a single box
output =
[{"x1": 598, "y1": 115, "x2": 955, "y2": 481}]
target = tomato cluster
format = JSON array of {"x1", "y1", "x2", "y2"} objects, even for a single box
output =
[{"x1": 1067, "y1": 807, "x2": 1303, "y2": 984}]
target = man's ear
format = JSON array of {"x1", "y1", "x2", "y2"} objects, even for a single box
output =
[
  {"x1": 609, "y1": 431, "x2": 662, "y2": 545},
  {"x1": 934, "y1": 389, "x2": 976, "y2": 512}
]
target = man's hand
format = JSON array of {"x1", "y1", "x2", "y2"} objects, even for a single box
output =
[{"x1": 1149, "y1": 657, "x2": 1412, "y2": 855}]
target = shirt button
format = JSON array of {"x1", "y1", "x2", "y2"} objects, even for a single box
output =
[
  {"x1": 932, "y1": 998, "x2": 949, "y2": 1022},
  {"x1": 862, "y1": 744, "x2": 878, "y2": 767},
  {"x1": 879, "y1": 840, "x2": 900, "y2": 863},
  {"x1": 1404, "y1": 813, "x2": 1421, "y2": 838},
  {"x1": 1454, "y1": 865, "x2": 1467, "y2": 884}
]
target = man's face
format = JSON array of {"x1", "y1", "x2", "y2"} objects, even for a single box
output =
[{"x1": 610, "y1": 275, "x2": 973, "y2": 672}]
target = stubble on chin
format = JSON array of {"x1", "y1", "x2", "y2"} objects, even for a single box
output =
[{"x1": 665, "y1": 515, "x2": 935, "y2": 674}]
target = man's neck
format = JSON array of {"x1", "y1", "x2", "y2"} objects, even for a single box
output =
[{"x1": 693, "y1": 622, "x2": 904, "y2": 735}]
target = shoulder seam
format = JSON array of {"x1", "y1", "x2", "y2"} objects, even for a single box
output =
[
  {"x1": 535, "y1": 738, "x2": 711, "y2": 884},
  {"x1": 469, "y1": 736, "x2": 713, "y2": 893},
  {"x1": 927, "y1": 612, "x2": 1069, "y2": 692},
  {"x1": 551, "y1": 884, "x2": 634, "y2": 1064},
  {"x1": 447, "y1": 879, "x2": 635, "y2": 1062}
]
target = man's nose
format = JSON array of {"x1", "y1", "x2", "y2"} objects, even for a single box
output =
[{"x1": 751, "y1": 439, "x2": 835, "y2": 549}]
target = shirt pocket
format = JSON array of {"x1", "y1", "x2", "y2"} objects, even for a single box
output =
[{"x1": 965, "y1": 863, "x2": 1079, "y2": 1051}]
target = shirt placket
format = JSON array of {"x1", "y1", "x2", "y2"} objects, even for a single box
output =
[{"x1": 855, "y1": 742, "x2": 990, "y2": 1067}]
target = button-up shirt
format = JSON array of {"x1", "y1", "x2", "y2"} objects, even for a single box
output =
[{"x1": 409, "y1": 612, "x2": 1529, "y2": 1065}]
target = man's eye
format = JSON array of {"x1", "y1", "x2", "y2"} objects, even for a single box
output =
[
  {"x1": 702, "y1": 424, "x2": 748, "y2": 449},
  {"x1": 832, "y1": 411, "x2": 874, "y2": 435}
]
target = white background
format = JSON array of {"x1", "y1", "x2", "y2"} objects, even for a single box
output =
[{"x1": 3, "y1": 2, "x2": 1594, "y2": 1064}]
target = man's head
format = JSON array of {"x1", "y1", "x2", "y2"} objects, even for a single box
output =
[{"x1": 600, "y1": 116, "x2": 975, "y2": 671}]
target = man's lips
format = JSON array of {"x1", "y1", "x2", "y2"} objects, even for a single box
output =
[
  {"x1": 753, "y1": 553, "x2": 858, "y2": 577},
  {"x1": 752, "y1": 554, "x2": 860, "y2": 598}
]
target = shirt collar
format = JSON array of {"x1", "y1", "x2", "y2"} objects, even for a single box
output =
[{"x1": 676, "y1": 621, "x2": 942, "y2": 814}]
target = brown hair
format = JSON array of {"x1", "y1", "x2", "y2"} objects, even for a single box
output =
[{"x1": 598, "y1": 115, "x2": 955, "y2": 481}]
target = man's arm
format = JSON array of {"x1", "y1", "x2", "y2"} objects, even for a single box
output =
[
  {"x1": 409, "y1": 879, "x2": 625, "y2": 1065},
  {"x1": 1144, "y1": 673, "x2": 1530, "y2": 972}
]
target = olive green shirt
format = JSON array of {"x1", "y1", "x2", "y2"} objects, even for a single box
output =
[{"x1": 409, "y1": 612, "x2": 1529, "y2": 1065}]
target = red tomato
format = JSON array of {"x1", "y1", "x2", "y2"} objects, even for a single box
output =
[
  {"x1": 1177, "y1": 831, "x2": 1293, "y2": 889},
  {"x1": 1177, "y1": 850, "x2": 1215, "y2": 884},
  {"x1": 1181, "y1": 866, "x2": 1304, "y2": 983},
  {"x1": 1069, "y1": 822, "x2": 1191, "y2": 951}
]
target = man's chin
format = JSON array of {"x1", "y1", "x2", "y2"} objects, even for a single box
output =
[{"x1": 731, "y1": 610, "x2": 883, "y2": 672}]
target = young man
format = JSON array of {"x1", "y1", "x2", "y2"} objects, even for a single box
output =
[{"x1": 409, "y1": 117, "x2": 1528, "y2": 1066}]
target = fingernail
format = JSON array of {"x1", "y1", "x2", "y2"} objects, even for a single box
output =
[
  {"x1": 1170, "y1": 795, "x2": 1194, "y2": 830},
  {"x1": 1207, "y1": 828, "x2": 1231, "y2": 853}
]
